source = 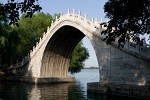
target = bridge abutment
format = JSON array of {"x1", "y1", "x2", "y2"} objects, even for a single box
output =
[
  {"x1": 88, "y1": 33, "x2": 150, "y2": 99},
  {"x1": 2, "y1": 11, "x2": 150, "y2": 88}
]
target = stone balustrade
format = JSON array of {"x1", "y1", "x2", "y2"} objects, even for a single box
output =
[{"x1": 4, "y1": 9, "x2": 150, "y2": 85}]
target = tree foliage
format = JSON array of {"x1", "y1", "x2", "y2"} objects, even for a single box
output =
[
  {"x1": 69, "y1": 42, "x2": 89, "y2": 73},
  {"x1": 0, "y1": 0, "x2": 42, "y2": 26},
  {"x1": 0, "y1": 16, "x2": 19, "y2": 68},
  {"x1": 0, "y1": 1, "x2": 90, "y2": 73},
  {"x1": 15, "y1": 12, "x2": 89, "y2": 73},
  {"x1": 102, "y1": 0, "x2": 150, "y2": 47},
  {"x1": 15, "y1": 12, "x2": 53, "y2": 56}
]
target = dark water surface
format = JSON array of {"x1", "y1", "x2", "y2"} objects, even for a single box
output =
[
  {"x1": 0, "y1": 69, "x2": 99, "y2": 100},
  {"x1": 0, "y1": 69, "x2": 147, "y2": 100}
]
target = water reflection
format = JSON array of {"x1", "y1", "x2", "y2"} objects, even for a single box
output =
[
  {"x1": 37, "y1": 84, "x2": 69, "y2": 100},
  {"x1": 0, "y1": 69, "x2": 145, "y2": 100},
  {"x1": 0, "y1": 69, "x2": 99, "y2": 100},
  {"x1": 0, "y1": 82, "x2": 32, "y2": 100},
  {"x1": 88, "y1": 91, "x2": 149, "y2": 100},
  {"x1": 0, "y1": 82, "x2": 88, "y2": 100}
]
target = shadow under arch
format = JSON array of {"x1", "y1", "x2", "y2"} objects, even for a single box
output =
[{"x1": 40, "y1": 25, "x2": 99, "y2": 78}]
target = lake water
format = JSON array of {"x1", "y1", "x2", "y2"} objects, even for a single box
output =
[
  {"x1": 0, "y1": 69, "x2": 99, "y2": 100},
  {"x1": 0, "y1": 69, "x2": 145, "y2": 100}
]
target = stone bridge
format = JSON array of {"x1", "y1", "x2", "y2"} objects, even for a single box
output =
[{"x1": 9, "y1": 9, "x2": 150, "y2": 85}]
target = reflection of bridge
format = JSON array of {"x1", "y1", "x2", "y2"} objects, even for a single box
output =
[
  {"x1": 0, "y1": 82, "x2": 76, "y2": 100},
  {"x1": 7, "y1": 9, "x2": 150, "y2": 85}
]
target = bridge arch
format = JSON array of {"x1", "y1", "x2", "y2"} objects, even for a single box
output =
[
  {"x1": 27, "y1": 12, "x2": 102, "y2": 79},
  {"x1": 10, "y1": 10, "x2": 150, "y2": 85},
  {"x1": 40, "y1": 20, "x2": 98, "y2": 77}
]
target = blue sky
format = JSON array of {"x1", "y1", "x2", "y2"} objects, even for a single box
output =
[
  {"x1": 39, "y1": 0, "x2": 107, "y2": 20},
  {"x1": 38, "y1": 0, "x2": 108, "y2": 67},
  {"x1": 2, "y1": 0, "x2": 149, "y2": 67},
  {"x1": 2, "y1": 0, "x2": 108, "y2": 67},
  {"x1": 39, "y1": 0, "x2": 150, "y2": 67}
]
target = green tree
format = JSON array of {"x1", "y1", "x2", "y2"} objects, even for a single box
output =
[
  {"x1": 0, "y1": 16, "x2": 8, "y2": 67},
  {"x1": 69, "y1": 41, "x2": 89, "y2": 73},
  {"x1": 0, "y1": 12, "x2": 89, "y2": 73},
  {"x1": 16, "y1": 12, "x2": 89, "y2": 73},
  {"x1": 15, "y1": 12, "x2": 53, "y2": 56},
  {"x1": 103, "y1": 0, "x2": 150, "y2": 47},
  {"x1": 0, "y1": 0, "x2": 42, "y2": 26},
  {"x1": 0, "y1": 16, "x2": 19, "y2": 68}
]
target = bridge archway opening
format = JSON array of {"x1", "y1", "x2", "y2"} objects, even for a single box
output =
[{"x1": 41, "y1": 25, "x2": 99, "y2": 77}]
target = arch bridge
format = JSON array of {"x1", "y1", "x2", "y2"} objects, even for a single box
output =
[{"x1": 10, "y1": 9, "x2": 150, "y2": 85}]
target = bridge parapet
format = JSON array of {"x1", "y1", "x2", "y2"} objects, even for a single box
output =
[
  {"x1": 29, "y1": 9, "x2": 103, "y2": 59},
  {"x1": 2, "y1": 9, "x2": 150, "y2": 85},
  {"x1": 93, "y1": 29, "x2": 150, "y2": 62},
  {"x1": 20, "y1": 9, "x2": 150, "y2": 79},
  {"x1": 126, "y1": 42, "x2": 150, "y2": 61}
]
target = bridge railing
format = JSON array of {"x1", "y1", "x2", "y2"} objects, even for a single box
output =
[
  {"x1": 94, "y1": 30, "x2": 150, "y2": 62},
  {"x1": 127, "y1": 41, "x2": 150, "y2": 56},
  {"x1": 123, "y1": 41, "x2": 150, "y2": 61},
  {"x1": 28, "y1": 9, "x2": 150, "y2": 62},
  {"x1": 29, "y1": 9, "x2": 103, "y2": 59}
]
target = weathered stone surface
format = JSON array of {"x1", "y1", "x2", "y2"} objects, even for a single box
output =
[
  {"x1": 8, "y1": 10, "x2": 150, "y2": 85},
  {"x1": 87, "y1": 82, "x2": 150, "y2": 99}
]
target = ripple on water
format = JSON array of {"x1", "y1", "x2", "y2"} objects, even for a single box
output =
[{"x1": 0, "y1": 69, "x2": 99, "y2": 100}]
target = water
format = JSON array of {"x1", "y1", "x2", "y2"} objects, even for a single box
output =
[
  {"x1": 0, "y1": 69, "x2": 99, "y2": 100},
  {"x1": 0, "y1": 69, "x2": 146, "y2": 100}
]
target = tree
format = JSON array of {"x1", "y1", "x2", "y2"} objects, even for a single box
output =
[
  {"x1": 0, "y1": 0, "x2": 42, "y2": 26},
  {"x1": 15, "y1": 12, "x2": 53, "y2": 56},
  {"x1": 0, "y1": 11, "x2": 89, "y2": 73},
  {"x1": 0, "y1": 16, "x2": 8, "y2": 68},
  {"x1": 102, "y1": 0, "x2": 150, "y2": 47},
  {"x1": 16, "y1": 12, "x2": 89, "y2": 73},
  {"x1": 69, "y1": 42, "x2": 89, "y2": 73},
  {"x1": 0, "y1": 16, "x2": 20, "y2": 68}
]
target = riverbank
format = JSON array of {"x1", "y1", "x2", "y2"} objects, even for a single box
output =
[{"x1": 87, "y1": 82, "x2": 150, "y2": 99}]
